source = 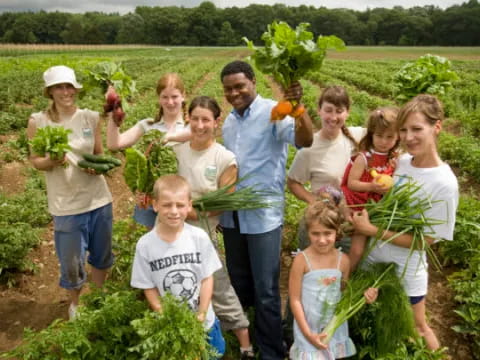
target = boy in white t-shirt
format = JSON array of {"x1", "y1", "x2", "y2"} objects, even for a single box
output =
[{"x1": 131, "y1": 174, "x2": 224, "y2": 357}]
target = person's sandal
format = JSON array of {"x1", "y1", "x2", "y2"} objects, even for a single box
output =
[{"x1": 240, "y1": 349, "x2": 256, "y2": 360}]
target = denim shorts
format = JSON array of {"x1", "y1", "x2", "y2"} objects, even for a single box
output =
[
  {"x1": 207, "y1": 317, "x2": 225, "y2": 358},
  {"x1": 133, "y1": 204, "x2": 157, "y2": 229},
  {"x1": 53, "y1": 203, "x2": 113, "y2": 290}
]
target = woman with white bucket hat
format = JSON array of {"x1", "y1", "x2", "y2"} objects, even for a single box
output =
[{"x1": 26, "y1": 65, "x2": 113, "y2": 320}]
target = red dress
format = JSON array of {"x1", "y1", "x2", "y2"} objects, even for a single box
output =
[{"x1": 341, "y1": 150, "x2": 395, "y2": 210}]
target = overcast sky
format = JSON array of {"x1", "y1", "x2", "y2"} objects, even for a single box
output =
[{"x1": 0, "y1": 0, "x2": 468, "y2": 15}]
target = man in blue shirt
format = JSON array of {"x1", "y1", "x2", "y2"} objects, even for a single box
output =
[{"x1": 220, "y1": 60, "x2": 313, "y2": 359}]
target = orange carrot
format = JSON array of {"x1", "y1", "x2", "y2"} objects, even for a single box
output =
[
  {"x1": 290, "y1": 104, "x2": 305, "y2": 118},
  {"x1": 276, "y1": 100, "x2": 293, "y2": 116}
]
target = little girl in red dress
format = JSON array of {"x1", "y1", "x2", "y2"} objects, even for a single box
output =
[{"x1": 341, "y1": 107, "x2": 400, "y2": 270}]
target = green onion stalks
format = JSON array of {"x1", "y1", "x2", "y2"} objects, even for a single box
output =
[
  {"x1": 359, "y1": 176, "x2": 445, "y2": 274},
  {"x1": 192, "y1": 176, "x2": 280, "y2": 235},
  {"x1": 323, "y1": 263, "x2": 395, "y2": 344}
]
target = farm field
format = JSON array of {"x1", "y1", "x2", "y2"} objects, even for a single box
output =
[{"x1": 0, "y1": 46, "x2": 479, "y2": 359}]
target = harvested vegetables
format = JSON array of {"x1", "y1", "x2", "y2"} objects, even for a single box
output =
[
  {"x1": 78, "y1": 153, "x2": 121, "y2": 174},
  {"x1": 82, "y1": 61, "x2": 136, "y2": 103},
  {"x1": 244, "y1": 21, "x2": 345, "y2": 121},
  {"x1": 362, "y1": 176, "x2": 445, "y2": 273},
  {"x1": 192, "y1": 177, "x2": 279, "y2": 213},
  {"x1": 29, "y1": 125, "x2": 71, "y2": 160},
  {"x1": 123, "y1": 130, "x2": 178, "y2": 195},
  {"x1": 348, "y1": 263, "x2": 417, "y2": 357},
  {"x1": 323, "y1": 263, "x2": 396, "y2": 345},
  {"x1": 370, "y1": 169, "x2": 394, "y2": 189}
]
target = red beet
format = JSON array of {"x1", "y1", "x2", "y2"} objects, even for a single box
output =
[
  {"x1": 106, "y1": 91, "x2": 119, "y2": 106},
  {"x1": 113, "y1": 107, "x2": 125, "y2": 126}
]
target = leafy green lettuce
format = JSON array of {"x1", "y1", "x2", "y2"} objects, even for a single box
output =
[
  {"x1": 393, "y1": 54, "x2": 459, "y2": 102},
  {"x1": 29, "y1": 125, "x2": 71, "y2": 160}
]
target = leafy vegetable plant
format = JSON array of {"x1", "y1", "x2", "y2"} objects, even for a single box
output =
[
  {"x1": 82, "y1": 61, "x2": 137, "y2": 104},
  {"x1": 393, "y1": 54, "x2": 459, "y2": 102},
  {"x1": 123, "y1": 130, "x2": 178, "y2": 195},
  {"x1": 244, "y1": 21, "x2": 345, "y2": 120},
  {"x1": 29, "y1": 125, "x2": 71, "y2": 160},
  {"x1": 130, "y1": 293, "x2": 215, "y2": 360}
]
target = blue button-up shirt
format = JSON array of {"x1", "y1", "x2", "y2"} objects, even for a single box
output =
[{"x1": 220, "y1": 95, "x2": 296, "y2": 234}]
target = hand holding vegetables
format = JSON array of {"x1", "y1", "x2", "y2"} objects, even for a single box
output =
[
  {"x1": 104, "y1": 86, "x2": 125, "y2": 127},
  {"x1": 370, "y1": 169, "x2": 394, "y2": 190},
  {"x1": 245, "y1": 21, "x2": 345, "y2": 121}
]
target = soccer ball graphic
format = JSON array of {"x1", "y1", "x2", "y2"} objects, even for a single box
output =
[{"x1": 163, "y1": 269, "x2": 198, "y2": 301}]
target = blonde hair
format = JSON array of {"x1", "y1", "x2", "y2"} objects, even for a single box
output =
[
  {"x1": 318, "y1": 85, "x2": 358, "y2": 151},
  {"x1": 397, "y1": 94, "x2": 444, "y2": 129},
  {"x1": 304, "y1": 190, "x2": 345, "y2": 241},
  {"x1": 359, "y1": 106, "x2": 400, "y2": 158},
  {"x1": 153, "y1": 174, "x2": 191, "y2": 201},
  {"x1": 151, "y1": 73, "x2": 187, "y2": 124}
]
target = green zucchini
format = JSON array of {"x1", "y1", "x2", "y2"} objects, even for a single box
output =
[
  {"x1": 82, "y1": 153, "x2": 122, "y2": 166},
  {"x1": 78, "y1": 160, "x2": 111, "y2": 173}
]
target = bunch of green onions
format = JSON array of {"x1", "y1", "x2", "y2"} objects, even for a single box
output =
[
  {"x1": 192, "y1": 177, "x2": 280, "y2": 235},
  {"x1": 361, "y1": 176, "x2": 445, "y2": 273},
  {"x1": 323, "y1": 263, "x2": 396, "y2": 344},
  {"x1": 192, "y1": 178, "x2": 279, "y2": 213}
]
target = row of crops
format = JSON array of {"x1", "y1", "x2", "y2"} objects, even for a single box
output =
[{"x1": 0, "y1": 46, "x2": 479, "y2": 358}]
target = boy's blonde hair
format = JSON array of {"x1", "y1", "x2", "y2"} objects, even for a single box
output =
[
  {"x1": 153, "y1": 174, "x2": 191, "y2": 201},
  {"x1": 304, "y1": 188, "x2": 345, "y2": 241}
]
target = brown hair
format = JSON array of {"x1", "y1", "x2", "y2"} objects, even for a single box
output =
[
  {"x1": 397, "y1": 94, "x2": 444, "y2": 129},
  {"x1": 188, "y1": 96, "x2": 221, "y2": 119},
  {"x1": 318, "y1": 85, "x2": 358, "y2": 151},
  {"x1": 359, "y1": 106, "x2": 400, "y2": 158},
  {"x1": 153, "y1": 174, "x2": 191, "y2": 201},
  {"x1": 304, "y1": 190, "x2": 345, "y2": 241},
  {"x1": 151, "y1": 73, "x2": 187, "y2": 124}
]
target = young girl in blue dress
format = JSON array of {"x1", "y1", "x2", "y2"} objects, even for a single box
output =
[{"x1": 289, "y1": 188, "x2": 378, "y2": 359}]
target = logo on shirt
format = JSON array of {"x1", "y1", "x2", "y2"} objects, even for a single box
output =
[
  {"x1": 82, "y1": 128, "x2": 93, "y2": 138},
  {"x1": 204, "y1": 165, "x2": 217, "y2": 181},
  {"x1": 164, "y1": 269, "x2": 198, "y2": 302}
]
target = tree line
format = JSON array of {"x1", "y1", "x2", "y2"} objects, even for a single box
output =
[{"x1": 1, "y1": 0, "x2": 479, "y2": 46}]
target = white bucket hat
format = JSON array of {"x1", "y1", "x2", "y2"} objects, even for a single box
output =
[{"x1": 43, "y1": 65, "x2": 82, "y2": 89}]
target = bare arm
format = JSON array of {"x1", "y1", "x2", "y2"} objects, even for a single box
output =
[
  {"x1": 351, "y1": 209, "x2": 435, "y2": 248},
  {"x1": 284, "y1": 82, "x2": 313, "y2": 148},
  {"x1": 197, "y1": 275, "x2": 214, "y2": 322},
  {"x1": 339, "y1": 252, "x2": 351, "y2": 290},
  {"x1": 287, "y1": 177, "x2": 316, "y2": 204},
  {"x1": 164, "y1": 128, "x2": 192, "y2": 144},
  {"x1": 144, "y1": 288, "x2": 162, "y2": 312},
  {"x1": 26, "y1": 117, "x2": 66, "y2": 171},
  {"x1": 348, "y1": 156, "x2": 389, "y2": 194},
  {"x1": 289, "y1": 253, "x2": 328, "y2": 350},
  {"x1": 93, "y1": 116, "x2": 104, "y2": 155},
  {"x1": 106, "y1": 114, "x2": 144, "y2": 150}
]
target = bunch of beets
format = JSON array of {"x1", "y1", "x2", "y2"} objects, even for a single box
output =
[{"x1": 104, "y1": 87, "x2": 125, "y2": 126}]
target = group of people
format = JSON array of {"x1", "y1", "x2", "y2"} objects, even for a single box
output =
[{"x1": 27, "y1": 59, "x2": 458, "y2": 360}]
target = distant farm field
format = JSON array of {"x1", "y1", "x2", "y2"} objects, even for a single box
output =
[{"x1": 1, "y1": 46, "x2": 480, "y2": 359}]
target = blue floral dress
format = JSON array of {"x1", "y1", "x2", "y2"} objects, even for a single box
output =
[{"x1": 290, "y1": 249, "x2": 356, "y2": 360}]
